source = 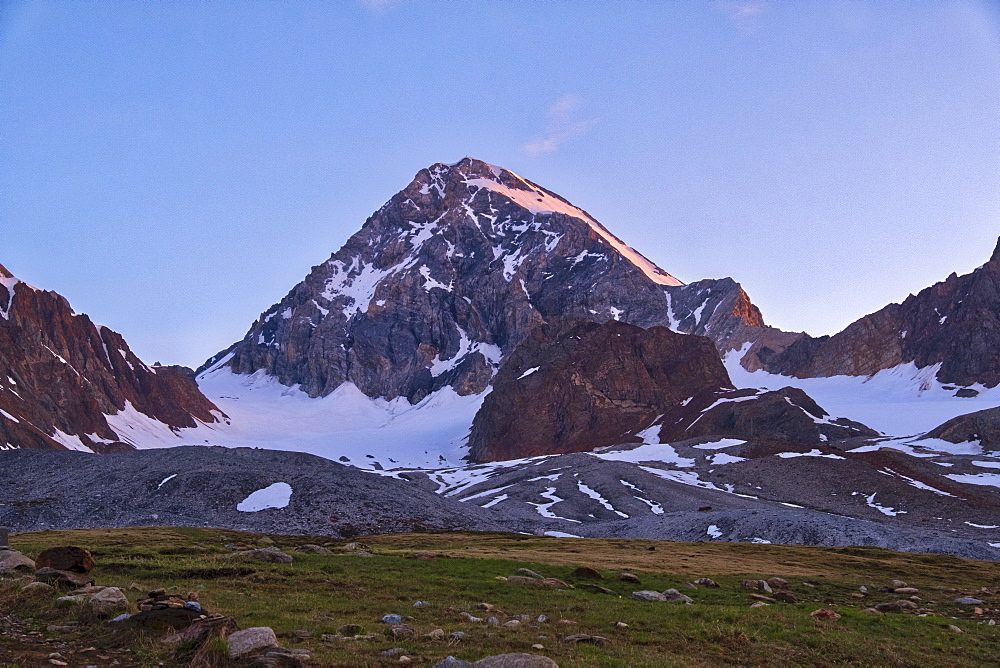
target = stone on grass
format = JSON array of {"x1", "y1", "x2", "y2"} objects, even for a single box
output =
[
  {"x1": 631, "y1": 590, "x2": 667, "y2": 602},
  {"x1": 21, "y1": 581, "x2": 55, "y2": 596},
  {"x1": 34, "y1": 567, "x2": 93, "y2": 588},
  {"x1": 563, "y1": 633, "x2": 608, "y2": 646},
  {"x1": 434, "y1": 658, "x2": 472, "y2": 668},
  {"x1": 618, "y1": 572, "x2": 640, "y2": 583},
  {"x1": 89, "y1": 587, "x2": 128, "y2": 616},
  {"x1": 336, "y1": 624, "x2": 362, "y2": 635},
  {"x1": 388, "y1": 624, "x2": 414, "y2": 638},
  {"x1": 503, "y1": 620, "x2": 521, "y2": 629},
  {"x1": 55, "y1": 595, "x2": 86, "y2": 608},
  {"x1": 514, "y1": 568, "x2": 544, "y2": 579},
  {"x1": 662, "y1": 589, "x2": 693, "y2": 604},
  {"x1": 810, "y1": 608, "x2": 841, "y2": 621},
  {"x1": 766, "y1": 577, "x2": 788, "y2": 589},
  {"x1": 773, "y1": 592, "x2": 798, "y2": 604},
  {"x1": 581, "y1": 584, "x2": 616, "y2": 595},
  {"x1": 293, "y1": 544, "x2": 331, "y2": 554},
  {"x1": 750, "y1": 601, "x2": 769, "y2": 608},
  {"x1": 473, "y1": 653, "x2": 559, "y2": 667},
  {"x1": 570, "y1": 566, "x2": 603, "y2": 579},
  {"x1": 228, "y1": 626, "x2": 279, "y2": 659},
  {"x1": 948, "y1": 625, "x2": 963, "y2": 633},
  {"x1": 35, "y1": 547, "x2": 94, "y2": 574},
  {"x1": 0, "y1": 549, "x2": 35, "y2": 574},
  {"x1": 249, "y1": 648, "x2": 310, "y2": 668},
  {"x1": 742, "y1": 579, "x2": 772, "y2": 594},
  {"x1": 890, "y1": 580, "x2": 907, "y2": 589},
  {"x1": 381, "y1": 614, "x2": 403, "y2": 624},
  {"x1": 694, "y1": 578, "x2": 719, "y2": 587},
  {"x1": 226, "y1": 547, "x2": 293, "y2": 564},
  {"x1": 163, "y1": 615, "x2": 239, "y2": 644},
  {"x1": 895, "y1": 587, "x2": 919, "y2": 594},
  {"x1": 955, "y1": 597, "x2": 983, "y2": 605}
]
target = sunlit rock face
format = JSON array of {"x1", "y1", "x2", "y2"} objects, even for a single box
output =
[
  {"x1": 201, "y1": 158, "x2": 767, "y2": 402},
  {"x1": 0, "y1": 264, "x2": 221, "y2": 452}
]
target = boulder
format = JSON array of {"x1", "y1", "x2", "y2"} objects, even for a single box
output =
[
  {"x1": 55, "y1": 595, "x2": 87, "y2": 608},
  {"x1": 694, "y1": 578, "x2": 719, "y2": 588},
  {"x1": 228, "y1": 627, "x2": 279, "y2": 659},
  {"x1": 293, "y1": 544, "x2": 331, "y2": 554},
  {"x1": 225, "y1": 547, "x2": 293, "y2": 564},
  {"x1": 35, "y1": 546, "x2": 95, "y2": 574},
  {"x1": 662, "y1": 589, "x2": 693, "y2": 604},
  {"x1": 631, "y1": 590, "x2": 668, "y2": 602},
  {"x1": 618, "y1": 573, "x2": 640, "y2": 583},
  {"x1": 570, "y1": 566, "x2": 603, "y2": 580},
  {"x1": 742, "y1": 579, "x2": 773, "y2": 594},
  {"x1": 774, "y1": 592, "x2": 798, "y2": 604},
  {"x1": 163, "y1": 615, "x2": 239, "y2": 644},
  {"x1": 955, "y1": 597, "x2": 983, "y2": 605},
  {"x1": 562, "y1": 634, "x2": 608, "y2": 646},
  {"x1": 89, "y1": 587, "x2": 129, "y2": 617},
  {"x1": 21, "y1": 581, "x2": 55, "y2": 596},
  {"x1": 34, "y1": 567, "x2": 93, "y2": 588},
  {"x1": 248, "y1": 648, "x2": 310, "y2": 668},
  {"x1": 810, "y1": 608, "x2": 841, "y2": 621},
  {"x1": 0, "y1": 549, "x2": 35, "y2": 574},
  {"x1": 122, "y1": 607, "x2": 205, "y2": 630}
]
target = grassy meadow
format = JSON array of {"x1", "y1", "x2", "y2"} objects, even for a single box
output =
[{"x1": 2, "y1": 527, "x2": 999, "y2": 666}]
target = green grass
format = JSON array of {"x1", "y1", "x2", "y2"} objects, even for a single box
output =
[{"x1": 3, "y1": 527, "x2": 999, "y2": 666}]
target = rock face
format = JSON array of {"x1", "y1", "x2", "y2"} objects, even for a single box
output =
[
  {"x1": 0, "y1": 265, "x2": 222, "y2": 451},
  {"x1": 753, "y1": 238, "x2": 1000, "y2": 387},
  {"x1": 467, "y1": 319, "x2": 876, "y2": 463},
  {"x1": 199, "y1": 158, "x2": 767, "y2": 402},
  {"x1": 922, "y1": 406, "x2": 1000, "y2": 450},
  {"x1": 467, "y1": 319, "x2": 732, "y2": 462}
]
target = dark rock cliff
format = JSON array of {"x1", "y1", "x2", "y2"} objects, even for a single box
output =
[{"x1": 0, "y1": 265, "x2": 222, "y2": 451}]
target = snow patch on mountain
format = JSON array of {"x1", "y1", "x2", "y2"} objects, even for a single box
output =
[{"x1": 724, "y1": 346, "x2": 1000, "y2": 436}]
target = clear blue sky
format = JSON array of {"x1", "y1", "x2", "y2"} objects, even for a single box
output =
[{"x1": 3, "y1": 1, "x2": 999, "y2": 368}]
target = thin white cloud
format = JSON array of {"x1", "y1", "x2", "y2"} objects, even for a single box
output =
[
  {"x1": 522, "y1": 94, "x2": 596, "y2": 158},
  {"x1": 713, "y1": 1, "x2": 769, "y2": 29}
]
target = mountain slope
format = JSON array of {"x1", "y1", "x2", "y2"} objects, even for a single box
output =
[
  {"x1": 200, "y1": 158, "x2": 769, "y2": 402},
  {"x1": 0, "y1": 264, "x2": 223, "y2": 452},
  {"x1": 754, "y1": 238, "x2": 1000, "y2": 388}
]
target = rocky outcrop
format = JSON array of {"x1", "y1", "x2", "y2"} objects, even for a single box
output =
[
  {"x1": 199, "y1": 158, "x2": 768, "y2": 402},
  {"x1": 922, "y1": 406, "x2": 1000, "y2": 450},
  {"x1": 467, "y1": 319, "x2": 732, "y2": 462},
  {"x1": 656, "y1": 386, "x2": 879, "y2": 445},
  {"x1": 466, "y1": 319, "x2": 875, "y2": 462},
  {"x1": 0, "y1": 264, "x2": 222, "y2": 451},
  {"x1": 754, "y1": 238, "x2": 1000, "y2": 387}
]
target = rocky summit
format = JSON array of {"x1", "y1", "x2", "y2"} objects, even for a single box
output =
[
  {"x1": 0, "y1": 265, "x2": 222, "y2": 452},
  {"x1": 753, "y1": 238, "x2": 1000, "y2": 388},
  {"x1": 199, "y1": 158, "x2": 770, "y2": 402}
]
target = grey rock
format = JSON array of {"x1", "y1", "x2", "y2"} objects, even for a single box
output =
[
  {"x1": 227, "y1": 627, "x2": 279, "y2": 659},
  {"x1": 381, "y1": 614, "x2": 403, "y2": 624},
  {"x1": 0, "y1": 549, "x2": 35, "y2": 573},
  {"x1": 514, "y1": 568, "x2": 543, "y2": 579},
  {"x1": 661, "y1": 588, "x2": 693, "y2": 604},
  {"x1": 955, "y1": 597, "x2": 983, "y2": 605},
  {"x1": 89, "y1": 587, "x2": 128, "y2": 616},
  {"x1": 21, "y1": 581, "x2": 55, "y2": 595},
  {"x1": 434, "y1": 658, "x2": 473, "y2": 668},
  {"x1": 631, "y1": 590, "x2": 667, "y2": 602}
]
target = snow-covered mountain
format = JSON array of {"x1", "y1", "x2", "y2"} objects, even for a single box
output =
[
  {"x1": 0, "y1": 264, "x2": 223, "y2": 452},
  {"x1": 199, "y1": 158, "x2": 771, "y2": 402}
]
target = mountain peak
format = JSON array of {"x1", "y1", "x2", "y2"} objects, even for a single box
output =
[{"x1": 990, "y1": 236, "x2": 1000, "y2": 266}]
